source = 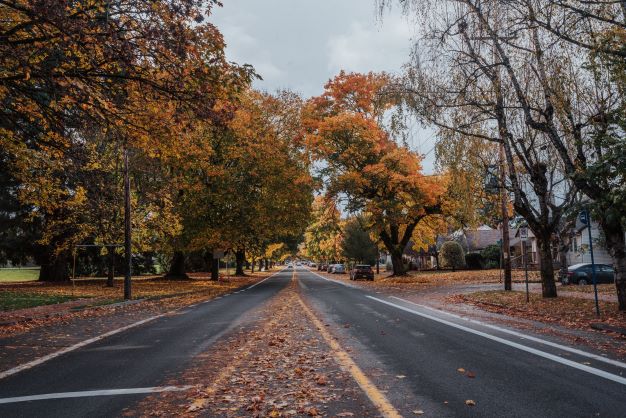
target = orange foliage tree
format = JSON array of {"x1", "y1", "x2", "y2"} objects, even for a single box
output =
[{"x1": 304, "y1": 72, "x2": 447, "y2": 275}]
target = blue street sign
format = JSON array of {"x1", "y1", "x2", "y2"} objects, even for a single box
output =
[{"x1": 579, "y1": 211, "x2": 588, "y2": 225}]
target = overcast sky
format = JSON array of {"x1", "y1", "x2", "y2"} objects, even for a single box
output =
[{"x1": 211, "y1": 1, "x2": 437, "y2": 172}]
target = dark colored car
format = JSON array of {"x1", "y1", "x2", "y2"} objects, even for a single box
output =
[
  {"x1": 350, "y1": 264, "x2": 374, "y2": 281},
  {"x1": 320, "y1": 264, "x2": 328, "y2": 271},
  {"x1": 561, "y1": 263, "x2": 614, "y2": 285}
]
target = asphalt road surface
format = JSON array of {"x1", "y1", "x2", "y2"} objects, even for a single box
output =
[{"x1": 1, "y1": 267, "x2": 625, "y2": 417}]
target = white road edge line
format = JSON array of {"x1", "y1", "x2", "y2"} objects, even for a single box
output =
[
  {"x1": 0, "y1": 271, "x2": 286, "y2": 381},
  {"x1": 389, "y1": 296, "x2": 626, "y2": 370},
  {"x1": 0, "y1": 314, "x2": 167, "y2": 381},
  {"x1": 0, "y1": 385, "x2": 194, "y2": 405},
  {"x1": 366, "y1": 296, "x2": 626, "y2": 386}
]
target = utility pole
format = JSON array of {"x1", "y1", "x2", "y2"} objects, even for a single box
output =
[
  {"x1": 500, "y1": 144, "x2": 512, "y2": 290},
  {"x1": 123, "y1": 146, "x2": 132, "y2": 300}
]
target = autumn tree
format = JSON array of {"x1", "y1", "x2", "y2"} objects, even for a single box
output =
[
  {"x1": 1, "y1": 1, "x2": 255, "y2": 281},
  {"x1": 177, "y1": 90, "x2": 313, "y2": 278},
  {"x1": 304, "y1": 71, "x2": 447, "y2": 275},
  {"x1": 303, "y1": 196, "x2": 343, "y2": 264}
]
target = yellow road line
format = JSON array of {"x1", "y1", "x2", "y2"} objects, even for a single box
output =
[{"x1": 293, "y1": 270, "x2": 403, "y2": 418}]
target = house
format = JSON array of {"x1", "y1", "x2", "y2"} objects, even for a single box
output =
[
  {"x1": 565, "y1": 217, "x2": 613, "y2": 266},
  {"x1": 510, "y1": 227, "x2": 538, "y2": 268}
]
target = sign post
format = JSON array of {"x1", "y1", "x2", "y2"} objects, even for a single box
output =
[
  {"x1": 520, "y1": 227, "x2": 529, "y2": 303},
  {"x1": 580, "y1": 210, "x2": 600, "y2": 316}
]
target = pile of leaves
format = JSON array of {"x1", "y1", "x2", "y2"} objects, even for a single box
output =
[{"x1": 452, "y1": 291, "x2": 626, "y2": 337}]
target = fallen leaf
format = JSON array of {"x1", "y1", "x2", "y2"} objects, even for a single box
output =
[
  {"x1": 187, "y1": 398, "x2": 207, "y2": 412},
  {"x1": 457, "y1": 368, "x2": 465, "y2": 373},
  {"x1": 308, "y1": 406, "x2": 320, "y2": 416},
  {"x1": 466, "y1": 371, "x2": 476, "y2": 378},
  {"x1": 413, "y1": 410, "x2": 424, "y2": 415},
  {"x1": 396, "y1": 375, "x2": 406, "y2": 379},
  {"x1": 465, "y1": 400, "x2": 476, "y2": 406}
]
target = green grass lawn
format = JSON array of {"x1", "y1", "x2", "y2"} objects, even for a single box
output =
[
  {"x1": 0, "y1": 268, "x2": 40, "y2": 282},
  {"x1": 0, "y1": 292, "x2": 79, "y2": 311}
]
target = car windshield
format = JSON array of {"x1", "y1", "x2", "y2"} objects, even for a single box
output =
[{"x1": 356, "y1": 265, "x2": 371, "y2": 269}]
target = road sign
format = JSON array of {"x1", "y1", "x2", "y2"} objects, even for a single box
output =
[
  {"x1": 579, "y1": 211, "x2": 588, "y2": 225},
  {"x1": 520, "y1": 227, "x2": 528, "y2": 240}
]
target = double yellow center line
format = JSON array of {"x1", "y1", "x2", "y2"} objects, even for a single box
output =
[{"x1": 292, "y1": 269, "x2": 403, "y2": 418}]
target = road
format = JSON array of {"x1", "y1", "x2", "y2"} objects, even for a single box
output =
[{"x1": 1, "y1": 267, "x2": 625, "y2": 417}]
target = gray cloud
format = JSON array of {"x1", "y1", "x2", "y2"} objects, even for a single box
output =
[{"x1": 211, "y1": 1, "x2": 436, "y2": 173}]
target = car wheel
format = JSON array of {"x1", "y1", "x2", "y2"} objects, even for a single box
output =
[{"x1": 578, "y1": 278, "x2": 588, "y2": 285}]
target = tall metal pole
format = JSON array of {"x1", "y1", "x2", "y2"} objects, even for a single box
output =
[
  {"x1": 123, "y1": 147, "x2": 132, "y2": 300},
  {"x1": 585, "y1": 209, "x2": 600, "y2": 316}
]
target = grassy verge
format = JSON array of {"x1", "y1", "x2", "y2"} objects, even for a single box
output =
[
  {"x1": 0, "y1": 269, "x2": 275, "y2": 310},
  {"x1": 0, "y1": 292, "x2": 80, "y2": 311},
  {"x1": 560, "y1": 283, "x2": 615, "y2": 295},
  {"x1": 0, "y1": 268, "x2": 40, "y2": 282}
]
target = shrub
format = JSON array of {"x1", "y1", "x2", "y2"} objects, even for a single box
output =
[
  {"x1": 481, "y1": 244, "x2": 501, "y2": 267},
  {"x1": 440, "y1": 241, "x2": 465, "y2": 271},
  {"x1": 465, "y1": 252, "x2": 485, "y2": 270}
]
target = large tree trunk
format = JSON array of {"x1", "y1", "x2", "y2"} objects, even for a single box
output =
[
  {"x1": 604, "y1": 224, "x2": 626, "y2": 311},
  {"x1": 38, "y1": 251, "x2": 69, "y2": 282},
  {"x1": 235, "y1": 248, "x2": 246, "y2": 276},
  {"x1": 166, "y1": 251, "x2": 188, "y2": 279},
  {"x1": 251, "y1": 258, "x2": 255, "y2": 273},
  {"x1": 537, "y1": 233, "x2": 557, "y2": 298},
  {"x1": 211, "y1": 256, "x2": 219, "y2": 281},
  {"x1": 106, "y1": 246, "x2": 115, "y2": 287},
  {"x1": 389, "y1": 248, "x2": 407, "y2": 276}
]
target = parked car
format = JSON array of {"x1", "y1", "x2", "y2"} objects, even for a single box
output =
[
  {"x1": 310, "y1": 262, "x2": 317, "y2": 268},
  {"x1": 350, "y1": 264, "x2": 374, "y2": 281},
  {"x1": 332, "y1": 264, "x2": 345, "y2": 274},
  {"x1": 561, "y1": 263, "x2": 614, "y2": 285},
  {"x1": 320, "y1": 264, "x2": 328, "y2": 271}
]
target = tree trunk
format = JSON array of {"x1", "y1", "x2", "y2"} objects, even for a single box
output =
[
  {"x1": 106, "y1": 246, "x2": 115, "y2": 287},
  {"x1": 166, "y1": 251, "x2": 188, "y2": 279},
  {"x1": 251, "y1": 258, "x2": 255, "y2": 273},
  {"x1": 235, "y1": 248, "x2": 246, "y2": 276},
  {"x1": 264, "y1": 259, "x2": 269, "y2": 271},
  {"x1": 211, "y1": 256, "x2": 219, "y2": 281},
  {"x1": 38, "y1": 251, "x2": 69, "y2": 282},
  {"x1": 604, "y1": 225, "x2": 626, "y2": 311},
  {"x1": 390, "y1": 249, "x2": 407, "y2": 276},
  {"x1": 537, "y1": 234, "x2": 557, "y2": 298}
]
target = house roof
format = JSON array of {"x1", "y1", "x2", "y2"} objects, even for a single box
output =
[{"x1": 465, "y1": 229, "x2": 502, "y2": 251}]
